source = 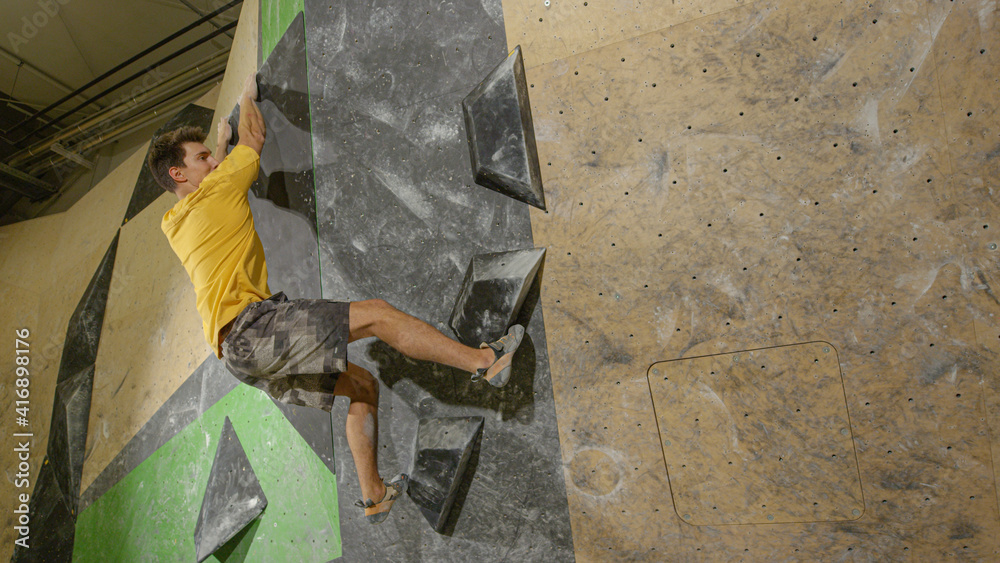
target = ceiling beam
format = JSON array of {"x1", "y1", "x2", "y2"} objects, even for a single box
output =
[{"x1": 0, "y1": 161, "x2": 56, "y2": 199}]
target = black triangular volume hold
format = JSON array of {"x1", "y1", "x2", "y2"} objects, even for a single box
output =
[
  {"x1": 47, "y1": 365, "x2": 95, "y2": 517},
  {"x1": 462, "y1": 45, "x2": 545, "y2": 210},
  {"x1": 407, "y1": 417, "x2": 484, "y2": 533},
  {"x1": 58, "y1": 232, "x2": 118, "y2": 382},
  {"x1": 194, "y1": 417, "x2": 267, "y2": 563},
  {"x1": 449, "y1": 247, "x2": 545, "y2": 347}
]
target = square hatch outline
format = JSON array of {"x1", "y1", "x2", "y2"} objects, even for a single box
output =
[{"x1": 646, "y1": 341, "x2": 866, "y2": 526}]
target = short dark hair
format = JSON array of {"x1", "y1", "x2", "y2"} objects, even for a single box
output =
[{"x1": 147, "y1": 126, "x2": 206, "y2": 192}]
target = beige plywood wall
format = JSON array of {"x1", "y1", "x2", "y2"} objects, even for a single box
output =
[
  {"x1": 0, "y1": 213, "x2": 66, "y2": 562},
  {"x1": 504, "y1": 0, "x2": 746, "y2": 68},
  {"x1": 81, "y1": 192, "x2": 205, "y2": 492},
  {"x1": 507, "y1": 0, "x2": 1000, "y2": 558},
  {"x1": 0, "y1": 142, "x2": 145, "y2": 561}
]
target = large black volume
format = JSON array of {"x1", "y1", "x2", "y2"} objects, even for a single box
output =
[
  {"x1": 408, "y1": 417, "x2": 485, "y2": 533},
  {"x1": 462, "y1": 45, "x2": 545, "y2": 210}
]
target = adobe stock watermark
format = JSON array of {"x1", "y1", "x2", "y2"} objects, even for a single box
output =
[{"x1": 7, "y1": 0, "x2": 72, "y2": 54}]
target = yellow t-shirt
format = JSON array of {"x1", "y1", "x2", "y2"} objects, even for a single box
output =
[{"x1": 161, "y1": 145, "x2": 271, "y2": 358}]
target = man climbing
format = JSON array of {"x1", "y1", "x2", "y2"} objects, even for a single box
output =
[{"x1": 150, "y1": 74, "x2": 524, "y2": 524}]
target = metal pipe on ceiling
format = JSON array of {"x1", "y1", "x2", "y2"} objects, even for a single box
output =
[
  {"x1": 5, "y1": 0, "x2": 243, "y2": 136},
  {"x1": 9, "y1": 49, "x2": 230, "y2": 167},
  {"x1": 176, "y1": 0, "x2": 236, "y2": 39},
  {"x1": 26, "y1": 77, "x2": 221, "y2": 175},
  {"x1": 15, "y1": 18, "x2": 238, "y2": 145},
  {"x1": 78, "y1": 77, "x2": 222, "y2": 152}
]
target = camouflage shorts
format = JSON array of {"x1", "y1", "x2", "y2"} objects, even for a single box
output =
[{"x1": 221, "y1": 292, "x2": 350, "y2": 412}]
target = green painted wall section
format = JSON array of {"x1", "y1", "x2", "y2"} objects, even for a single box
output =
[
  {"x1": 261, "y1": 0, "x2": 305, "y2": 60},
  {"x1": 73, "y1": 385, "x2": 341, "y2": 562}
]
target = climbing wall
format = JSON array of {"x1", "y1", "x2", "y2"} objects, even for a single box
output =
[
  {"x1": 303, "y1": 0, "x2": 575, "y2": 558},
  {"x1": 0, "y1": 143, "x2": 142, "y2": 561},
  {"x1": 3, "y1": 0, "x2": 997, "y2": 560},
  {"x1": 510, "y1": 0, "x2": 1000, "y2": 559}
]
